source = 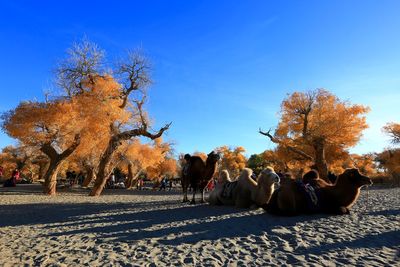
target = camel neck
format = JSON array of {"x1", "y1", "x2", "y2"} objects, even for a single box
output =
[
  {"x1": 331, "y1": 181, "x2": 360, "y2": 208},
  {"x1": 204, "y1": 161, "x2": 217, "y2": 177}
]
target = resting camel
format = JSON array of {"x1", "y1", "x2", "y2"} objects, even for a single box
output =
[
  {"x1": 208, "y1": 167, "x2": 280, "y2": 208},
  {"x1": 181, "y1": 151, "x2": 220, "y2": 204},
  {"x1": 264, "y1": 168, "x2": 372, "y2": 216}
]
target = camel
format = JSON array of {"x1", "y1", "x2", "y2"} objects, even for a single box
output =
[
  {"x1": 181, "y1": 151, "x2": 220, "y2": 204},
  {"x1": 264, "y1": 168, "x2": 372, "y2": 216},
  {"x1": 208, "y1": 167, "x2": 280, "y2": 208}
]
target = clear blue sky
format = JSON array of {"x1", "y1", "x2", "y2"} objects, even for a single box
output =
[{"x1": 1, "y1": 0, "x2": 399, "y2": 157}]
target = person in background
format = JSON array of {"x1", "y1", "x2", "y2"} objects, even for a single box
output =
[
  {"x1": 12, "y1": 169, "x2": 20, "y2": 182},
  {"x1": 159, "y1": 177, "x2": 167, "y2": 191},
  {"x1": 107, "y1": 173, "x2": 116, "y2": 189},
  {"x1": 169, "y1": 179, "x2": 173, "y2": 191},
  {"x1": 4, "y1": 168, "x2": 20, "y2": 187},
  {"x1": 137, "y1": 178, "x2": 144, "y2": 190}
]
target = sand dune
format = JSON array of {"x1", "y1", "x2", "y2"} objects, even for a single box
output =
[{"x1": 0, "y1": 184, "x2": 399, "y2": 266}]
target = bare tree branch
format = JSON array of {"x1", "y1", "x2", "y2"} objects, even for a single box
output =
[
  {"x1": 117, "y1": 50, "x2": 151, "y2": 108},
  {"x1": 259, "y1": 128, "x2": 314, "y2": 161},
  {"x1": 56, "y1": 38, "x2": 105, "y2": 96},
  {"x1": 117, "y1": 122, "x2": 172, "y2": 142}
]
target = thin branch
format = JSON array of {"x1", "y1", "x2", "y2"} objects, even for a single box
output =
[{"x1": 259, "y1": 128, "x2": 314, "y2": 161}]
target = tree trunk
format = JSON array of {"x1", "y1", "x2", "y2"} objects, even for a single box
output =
[
  {"x1": 82, "y1": 167, "x2": 96, "y2": 187},
  {"x1": 89, "y1": 138, "x2": 118, "y2": 196},
  {"x1": 43, "y1": 160, "x2": 62, "y2": 195},
  {"x1": 40, "y1": 134, "x2": 81, "y2": 195},
  {"x1": 126, "y1": 165, "x2": 143, "y2": 189},
  {"x1": 38, "y1": 161, "x2": 50, "y2": 181},
  {"x1": 125, "y1": 163, "x2": 135, "y2": 188},
  {"x1": 313, "y1": 139, "x2": 329, "y2": 181},
  {"x1": 90, "y1": 122, "x2": 170, "y2": 196}
]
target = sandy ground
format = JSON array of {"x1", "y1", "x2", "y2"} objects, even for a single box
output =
[{"x1": 0, "y1": 184, "x2": 399, "y2": 266}]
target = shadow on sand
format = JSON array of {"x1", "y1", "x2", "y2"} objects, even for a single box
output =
[{"x1": 1, "y1": 184, "x2": 399, "y2": 260}]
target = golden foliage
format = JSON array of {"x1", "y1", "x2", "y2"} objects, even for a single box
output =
[
  {"x1": 3, "y1": 100, "x2": 82, "y2": 149},
  {"x1": 376, "y1": 149, "x2": 400, "y2": 174},
  {"x1": 116, "y1": 138, "x2": 177, "y2": 180},
  {"x1": 278, "y1": 89, "x2": 369, "y2": 148},
  {"x1": 216, "y1": 146, "x2": 247, "y2": 178},
  {"x1": 268, "y1": 89, "x2": 370, "y2": 177}
]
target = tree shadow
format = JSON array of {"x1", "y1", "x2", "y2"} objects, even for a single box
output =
[
  {"x1": 1, "y1": 185, "x2": 399, "y2": 260},
  {"x1": 296, "y1": 229, "x2": 400, "y2": 254},
  {"x1": 0, "y1": 200, "x2": 180, "y2": 227},
  {"x1": 37, "y1": 202, "x2": 325, "y2": 245},
  {"x1": 366, "y1": 209, "x2": 400, "y2": 217}
]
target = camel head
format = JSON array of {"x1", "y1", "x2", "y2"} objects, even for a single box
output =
[
  {"x1": 218, "y1": 170, "x2": 231, "y2": 183},
  {"x1": 206, "y1": 151, "x2": 221, "y2": 164},
  {"x1": 338, "y1": 168, "x2": 372, "y2": 188},
  {"x1": 257, "y1": 167, "x2": 280, "y2": 189},
  {"x1": 253, "y1": 167, "x2": 279, "y2": 206}
]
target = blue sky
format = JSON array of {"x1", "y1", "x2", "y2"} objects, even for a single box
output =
[{"x1": 1, "y1": 0, "x2": 399, "y2": 156}]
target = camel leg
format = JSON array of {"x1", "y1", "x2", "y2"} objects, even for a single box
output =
[
  {"x1": 181, "y1": 179, "x2": 190, "y2": 202},
  {"x1": 200, "y1": 189, "x2": 206, "y2": 203},
  {"x1": 190, "y1": 189, "x2": 196, "y2": 204},
  {"x1": 182, "y1": 185, "x2": 189, "y2": 202},
  {"x1": 182, "y1": 190, "x2": 189, "y2": 202}
]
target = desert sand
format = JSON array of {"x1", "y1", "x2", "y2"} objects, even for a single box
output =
[{"x1": 0, "y1": 184, "x2": 399, "y2": 266}]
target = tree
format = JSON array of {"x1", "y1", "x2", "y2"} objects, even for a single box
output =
[
  {"x1": 146, "y1": 158, "x2": 178, "y2": 181},
  {"x1": 350, "y1": 153, "x2": 377, "y2": 177},
  {"x1": 247, "y1": 154, "x2": 266, "y2": 175},
  {"x1": 376, "y1": 123, "x2": 400, "y2": 185},
  {"x1": 383, "y1": 122, "x2": 400, "y2": 144},
  {"x1": 55, "y1": 40, "x2": 171, "y2": 196},
  {"x1": 375, "y1": 149, "x2": 400, "y2": 180},
  {"x1": 2, "y1": 100, "x2": 83, "y2": 194},
  {"x1": 119, "y1": 138, "x2": 172, "y2": 188},
  {"x1": 216, "y1": 146, "x2": 247, "y2": 178},
  {"x1": 260, "y1": 89, "x2": 369, "y2": 180},
  {"x1": 0, "y1": 144, "x2": 44, "y2": 181}
]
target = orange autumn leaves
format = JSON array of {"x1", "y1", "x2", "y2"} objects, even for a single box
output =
[
  {"x1": 265, "y1": 89, "x2": 370, "y2": 179},
  {"x1": 122, "y1": 138, "x2": 177, "y2": 181},
  {"x1": 277, "y1": 89, "x2": 369, "y2": 149},
  {"x1": 2, "y1": 74, "x2": 174, "y2": 186},
  {"x1": 216, "y1": 146, "x2": 247, "y2": 178}
]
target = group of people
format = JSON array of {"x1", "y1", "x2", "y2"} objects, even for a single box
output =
[
  {"x1": 106, "y1": 173, "x2": 127, "y2": 189},
  {"x1": 1, "y1": 167, "x2": 21, "y2": 187},
  {"x1": 158, "y1": 177, "x2": 174, "y2": 191},
  {"x1": 65, "y1": 170, "x2": 85, "y2": 186}
]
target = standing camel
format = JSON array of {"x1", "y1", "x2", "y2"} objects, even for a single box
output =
[{"x1": 181, "y1": 151, "x2": 220, "y2": 204}]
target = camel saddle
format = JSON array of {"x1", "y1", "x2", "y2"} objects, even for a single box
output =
[
  {"x1": 221, "y1": 180, "x2": 239, "y2": 200},
  {"x1": 296, "y1": 180, "x2": 321, "y2": 212}
]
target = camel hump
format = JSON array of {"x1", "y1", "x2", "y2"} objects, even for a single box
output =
[
  {"x1": 219, "y1": 170, "x2": 231, "y2": 183},
  {"x1": 189, "y1": 155, "x2": 206, "y2": 165},
  {"x1": 241, "y1": 168, "x2": 253, "y2": 177},
  {"x1": 303, "y1": 169, "x2": 319, "y2": 184}
]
